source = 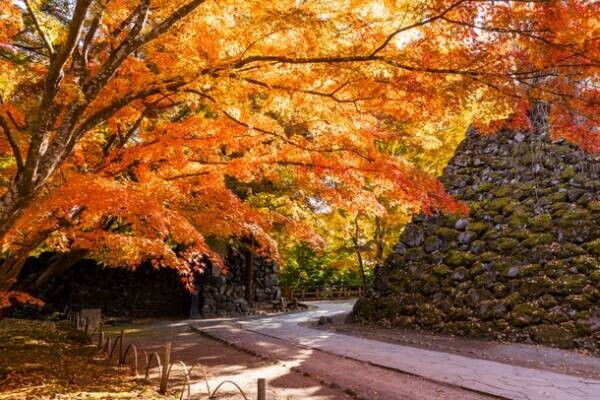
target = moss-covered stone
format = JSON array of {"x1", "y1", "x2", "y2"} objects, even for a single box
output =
[
  {"x1": 553, "y1": 274, "x2": 588, "y2": 295},
  {"x1": 584, "y1": 239, "x2": 600, "y2": 256},
  {"x1": 431, "y1": 265, "x2": 450, "y2": 278},
  {"x1": 467, "y1": 222, "x2": 489, "y2": 234},
  {"x1": 528, "y1": 324, "x2": 575, "y2": 348},
  {"x1": 558, "y1": 209, "x2": 591, "y2": 228},
  {"x1": 492, "y1": 185, "x2": 513, "y2": 198},
  {"x1": 491, "y1": 237, "x2": 519, "y2": 253},
  {"x1": 528, "y1": 214, "x2": 553, "y2": 233},
  {"x1": 405, "y1": 247, "x2": 425, "y2": 261},
  {"x1": 451, "y1": 266, "x2": 470, "y2": 281},
  {"x1": 503, "y1": 292, "x2": 523, "y2": 308},
  {"x1": 565, "y1": 294, "x2": 591, "y2": 311},
  {"x1": 571, "y1": 255, "x2": 599, "y2": 273},
  {"x1": 415, "y1": 304, "x2": 443, "y2": 327},
  {"x1": 423, "y1": 235, "x2": 442, "y2": 253},
  {"x1": 587, "y1": 200, "x2": 600, "y2": 212},
  {"x1": 510, "y1": 302, "x2": 546, "y2": 327},
  {"x1": 476, "y1": 182, "x2": 495, "y2": 193},
  {"x1": 357, "y1": 127, "x2": 600, "y2": 353},
  {"x1": 554, "y1": 243, "x2": 586, "y2": 259},
  {"x1": 508, "y1": 208, "x2": 529, "y2": 228},
  {"x1": 559, "y1": 165, "x2": 576, "y2": 180},
  {"x1": 435, "y1": 227, "x2": 460, "y2": 241},
  {"x1": 522, "y1": 233, "x2": 554, "y2": 247},
  {"x1": 445, "y1": 250, "x2": 475, "y2": 267}
]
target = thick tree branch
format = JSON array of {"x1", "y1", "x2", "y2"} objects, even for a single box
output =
[
  {"x1": 0, "y1": 115, "x2": 23, "y2": 172},
  {"x1": 74, "y1": 84, "x2": 176, "y2": 140}
]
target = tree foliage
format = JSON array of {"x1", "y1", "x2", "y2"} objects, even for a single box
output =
[{"x1": 0, "y1": 0, "x2": 597, "y2": 300}]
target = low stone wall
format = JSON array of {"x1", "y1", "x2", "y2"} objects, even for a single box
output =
[
  {"x1": 16, "y1": 249, "x2": 281, "y2": 318},
  {"x1": 352, "y1": 129, "x2": 600, "y2": 352},
  {"x1": 200, "y1": 250, "x2": 281, "y2": 316}
]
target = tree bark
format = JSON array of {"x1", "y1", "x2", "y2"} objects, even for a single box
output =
[
  {"x1": 24, "y1": 250, "x2": 86, "y2": 292},
  {"x1": 374, "y1": 216, "x2": 384, "y2": 262},
  {"x1": 351, "y1": 217, "x2": 367, "y2": 289},
  {"x1": 245, "y1": 247, "x2": 255, "y2": 306}
]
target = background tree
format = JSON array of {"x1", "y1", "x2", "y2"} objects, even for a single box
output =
[{"x1": 0, "y1": 0, "x2": 597, "y2": 303}]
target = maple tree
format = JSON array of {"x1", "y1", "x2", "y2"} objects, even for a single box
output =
[{"x1": 0, "y1": 0, "x2": 598, "y2": 302}]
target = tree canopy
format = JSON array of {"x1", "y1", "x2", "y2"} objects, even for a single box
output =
[{"x1": 0, "y1": 0, "x2": 598, "y2": 301}]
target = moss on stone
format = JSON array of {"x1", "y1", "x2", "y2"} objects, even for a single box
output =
[
  {"x1": 559, "y1": 165, "x2": 576, "y2": 180},
  {"x1": 522, "y1": 233, "x2": 554, "y2": 247},
  {"x1": 565, "y1": 294, "x2": 591, "y2": 311},
  {"x1": 554, "y1": 274, "x2": 587, "y2": 295},
  {"x1": 558, "y1": 209, "x2": 591, "y2": 228},
  {"x1": 528, "y1": 214, "x2": 553, "y2": 233},
  {"x1": 434, "y1": 227, "x2": 459, "y2": 241},
  {"x1": 491, "y1": 237, "x2": 519, "y2": 253},
  {"x1": 492, "y1": 185, "x2": 512, "y2": 198},
  {"x1": 405, "y1": 247, "x2": 425, "y2": 261},
  {"x1": 476, "y1": 182, "x2": 495, "y2": 193},
  {"x1": 543, "y1": 192, "x2": 567, "y2": 203},
  {"x1": 478, "y1": 251, "x2": 497, "y2": 263},
  {"x1": 528, "y1": 324, "x2": 575, "y2": 348},
  {"x1": 488, "y1": 197, "x2": 512, "y2": 212},
  {"x1": 584, "y1": 239, "x2": 600, "y2": 256},
  {"x1": 445, "y1": 250, "x2": 476, "y2": 267},
  {"x1": 503, "y1": 292, "x2": 523, "y2": 308},
  {"x1": 554, "y1": 243, "x2": 586, "y2": 258},
  {"x1": 508, "y1": 209, "x2": 529, "y2": 228},
  {"x1": 520, "y1": 264, "x2": 542, "y2": 277},
  {"x1": 510, "y1": 302, "x2": 546, "y2": 327},
  {"x1": 587, "y1": 200, "x2": 600, "y2": 212},
  {"x1": 467, "y1": 221, "x2": 489, "y2": 234},
  {"x1": 432, "y1": 265, "x2": 451, "y2": 277}
]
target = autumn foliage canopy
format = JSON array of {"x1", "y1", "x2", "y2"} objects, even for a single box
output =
[{"x1": 0, "y1": 0, "x2": 598, "y2": 300}]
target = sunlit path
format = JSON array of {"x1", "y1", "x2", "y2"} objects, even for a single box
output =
[{"x1": 197, "y1": 301, "x2": 600, "y2": 400}]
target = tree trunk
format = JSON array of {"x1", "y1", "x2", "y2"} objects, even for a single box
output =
[
  {"x1": 0, "y1": 182, "x2": 34, "y2": 241},
  {"x1": 24, "y1": 251, "x2": 86, "y2": 292},
  {"x1": 245, "y1": 247, "x2": 254, "y2": 306},
  {"x1": 0, "y1": 257, "x2": 28, "y2": 291},
  {"x1": 374, "y1": 216, "x2": 384, "y2": 262},
  {"x1": 352, "y1": 217, "x2": 367, "y2": 290}
]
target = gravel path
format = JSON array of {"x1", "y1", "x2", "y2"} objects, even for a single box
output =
[{"x1": 196, "y1": 300, "x2": 600, "y2": 400}]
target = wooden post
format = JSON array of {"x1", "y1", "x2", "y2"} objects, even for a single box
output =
[
  {"x1": 119, "y1": 330, "x2": 125, "y2": 366},
  {"x1": 257, "y1": 378, "x2": 266, "y2": 400},
  {"x1": 159, "y1": 342, "x2": 171, "y2": 394},
  {"x1": 98, "y1": 329, "x2": 105, "y2": 350}
]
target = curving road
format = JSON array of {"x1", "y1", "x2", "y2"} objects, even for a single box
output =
[{"x1": 196, "y1": 300, "x2": 600, "y2": 400}]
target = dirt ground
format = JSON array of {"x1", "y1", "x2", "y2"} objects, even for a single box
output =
[{"x1": 307, "y1": 314, "x2": 600, "y2": 380}]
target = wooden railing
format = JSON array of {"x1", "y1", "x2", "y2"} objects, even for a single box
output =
[{"x1": 286, "y1": 285, "x2": 363, "y2": 301}]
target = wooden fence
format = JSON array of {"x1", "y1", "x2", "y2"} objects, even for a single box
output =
[{"x1": 286, "y1": 286, "x2": 363, "y2": 301}]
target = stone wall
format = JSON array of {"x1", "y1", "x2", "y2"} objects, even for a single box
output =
[
  {"x1": 200, "y1": 249, "x2": 281, "y2": 316},
  {"x1": 352, "y1": 128, "x2": 600, "y2": 352},
  {"x1": 16, "y1": 248, "x2": 281, "y2": 318}
]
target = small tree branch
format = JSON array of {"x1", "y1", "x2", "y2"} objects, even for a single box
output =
[{"x1": 24, "y1": 0, "x2": 55, "y2": 57}]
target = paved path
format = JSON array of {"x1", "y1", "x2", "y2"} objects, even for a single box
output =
[{"x1": 197, "y1": 300, "x2": 600, "y2": 400}]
